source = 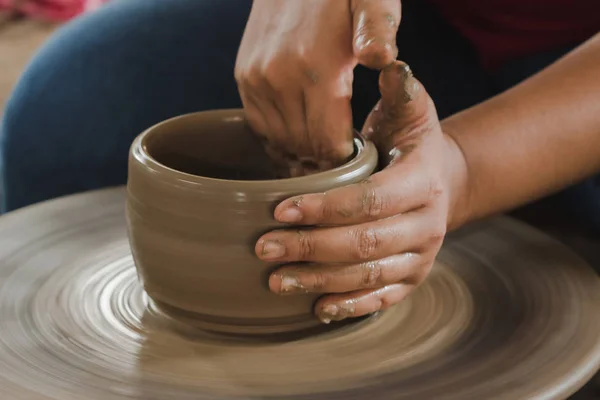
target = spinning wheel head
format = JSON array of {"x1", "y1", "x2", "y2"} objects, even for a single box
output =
[{"x1": 0, "y1": 188, "x2": 598, "y2": 399}]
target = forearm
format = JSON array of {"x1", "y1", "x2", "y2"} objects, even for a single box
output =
[{"x1": 444, "y1": 33, "x2": 600, "y2": 230}]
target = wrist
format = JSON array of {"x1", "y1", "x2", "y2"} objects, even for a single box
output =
[{"x1": 441, "y1": 124, "x2": 472, "y2": 232}]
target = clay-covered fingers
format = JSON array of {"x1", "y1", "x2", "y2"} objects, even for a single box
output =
[
  {"x1": 362, "y1": 61, "x2": 436, "y2": 149},
  {"x1": 256, "y1": 210, "x2": 445, "y2": 263},
  {"x1": 351, "y1": 0, "x2": 401, "y2": 69},
  {"x1": 234, "y1": 0, "x2": 359, "y2": 173},
  {"x1": 273, "y1": 165, "x2": 440, "y2": 226},
  {"x1": 268, "y1": 252, "x2": 430, "y2": 295},
  {"x1": 237, "y1": 59, "x2": 355, "y2": 173},
  {"x1": 238, "y1": 84, "x2": 289, "y2": 146},
  {"x1": 315, "y1": 283, "x2": 417, "y2": 323},
  {"x1": 237, "y1": 65, "x2": 308, "y2": 158},
  {"x1": 302, "y1": 73, "x2": 356, "y2": 168},
  {"x1": 237, "y1": 88, "x2": 271, "y2": 140}
]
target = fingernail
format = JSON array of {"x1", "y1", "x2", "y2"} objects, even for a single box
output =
[
  {"x1": 260, "y1": 240, "x2": 286, "y2": 260},
  {"x1": 397, "y1": 63, "x2": 418, "y2": 103},
  {"x1": 318, "y1": 304, "x2": 338, "y2": 324},
  {"x1": 279, "y1": 274, "x2": 308, "y2": 294},
  {"x1": 278, "y1": 207, "x2": 303, "y2": 223},
  {"x1": 318, "y1": 302, "x2": 356, "y2": 324}
]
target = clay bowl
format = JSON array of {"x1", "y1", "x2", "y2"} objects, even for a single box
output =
[{"x1": 126, "y1": 109, "x2": 378, "y2": 336}]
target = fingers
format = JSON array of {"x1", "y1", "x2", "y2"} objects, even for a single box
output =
[
  {"x1": 302, "y1": 67, "x2": 356, "y2": 166},
  {"x1": 379, "y1": 61, "x2": 432, "y2": 128},
  {"x1": 238, "y1": 87, "x2": 271, "y2": 138},
  {"x1": 256, "y1": 210, "x2": 445, "y2": 263},
  {"x1": 351, "y1": 0, "x2": 401, "y2": 69},
  {"x1": 362, "y1": 61, "x2": 437, "y2": 150},
  {"x1": 238, "y1": 61, "x2": 354, "y2": 173},
  {"x1": 265, "y1": 89, "x2": 314, "y2": 177},
  {"x1": 273, "y1": 164, "x2": 442, "y2": 225},
  {"x1": 268, "y1": 252, "x2": 428, "y2": 294},
  {"x1": 238, "y1": 83, "x2": 289, "y2": 148},
  {"x1": 272, "y1": 61, "x2": 445, "y2": 227},
  {"x1": 316, "y1": 284, "x2": 415, "y2": 323}
]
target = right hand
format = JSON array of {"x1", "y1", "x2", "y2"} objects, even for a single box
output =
[
  {"x1": 235, "y1": 0, "x2": 401, "y2": 175},
  {"x1": 255, "y1": 61, "x2": 459, "y2": 324}
]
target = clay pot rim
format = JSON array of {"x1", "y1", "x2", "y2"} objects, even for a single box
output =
[{"x1": 132, "y1": 109, "x2": 378, "y2": 190}]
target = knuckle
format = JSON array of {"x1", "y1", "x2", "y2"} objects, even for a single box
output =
[
  {"x1": 378, "y1": 294, "x2": 395, "y2": 310},
  {"x1": 235, "y1": 62, "x2": 261, "y2": 84},
  {"x1": 361, "y1": 184, "x2": 387, "y2": 218},
  {"x1": 296, "y1": 230, "x2": 316, "y2": 259},
  {"x1": 262, "y1": 54, "x2": 303, "y2": 90},
  {"x1": 309, "y1": 270, "x2": 328, "y2": 291},
  {"x1": 426, "y1": 224, "x2": 447, "y2": 247},
  {"x1": 261, "y1": 61, "x2": 280, "y2": 87},
  {"x1": 426, "y1": 179, "x2": 444, "y2": 203},
  {"x1": 360, "y1": 261, "x2": 383, "y2": 287},
  {"x1": 352, "y1": 227, "x2": 380, "y2": 260},
  {"x1": 243, "y1": 67, "x2": 264, "y2": 89},
  {"x1": 317, "y1": 192, "x2": 335, "y2": 221}
]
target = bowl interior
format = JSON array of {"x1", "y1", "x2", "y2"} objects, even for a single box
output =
[
  {"x1": 142, "y1": 112, "x2": 286, "y2": 180},
  {"x1": 141, "y1": 111, "x2": 359, "y2": 181}
]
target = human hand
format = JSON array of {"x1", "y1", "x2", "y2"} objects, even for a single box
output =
[
  {"x1": 235, "y1": 0, "x2": 401, "y2": 176},
  {"x1": 255, "y1": 60, "x2": 463, "y2": 323}
]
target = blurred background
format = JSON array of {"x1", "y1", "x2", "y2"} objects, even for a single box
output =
[{"x1": 1, "y1": 0, "x2": 106, "y2": 111}]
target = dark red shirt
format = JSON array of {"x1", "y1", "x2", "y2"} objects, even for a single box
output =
[{"x1": 427, "y1": 0, "x2": 600, "y2": 69}]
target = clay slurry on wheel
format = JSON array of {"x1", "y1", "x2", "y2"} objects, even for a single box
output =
[{"x1": 0, "y1": 187, "x2": 599, "y2": 399}]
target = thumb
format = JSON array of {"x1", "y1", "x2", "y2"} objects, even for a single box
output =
[
  {"x1": 352, "y1": 0, "x2": 401, "y2": 69},
  {"x1": 379, "y1": 61, "x2": 433, "y2": 126},
  {"x1": 362, "y1": 61, "x2": 438, "y2": 150},
  {"x1": 363, "y1": 61, "x2": 437, "y2": 138}
]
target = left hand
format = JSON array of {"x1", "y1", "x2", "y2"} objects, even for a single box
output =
[
  {"x1": 235, "y1": 0, "x2": 401, "y2": 176},
  {"x1": 255, "y1": 60, "x2": 460, "y2": 324}
]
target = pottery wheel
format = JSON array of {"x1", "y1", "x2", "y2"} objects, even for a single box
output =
[{"x1": 1, "y1": 188, "x2": 599, "y2": 400}]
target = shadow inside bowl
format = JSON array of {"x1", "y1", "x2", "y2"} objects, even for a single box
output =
[{"x1": 142, "y1": 112, "x2": 358, "y2": 181}]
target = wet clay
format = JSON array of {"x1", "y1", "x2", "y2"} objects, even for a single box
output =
[
  {"x1": 126, "y1": 109, "x2": 378, "y2": 335},
  {"x1": 0, "y1": 187, "x2": 599, "y2": 399}
]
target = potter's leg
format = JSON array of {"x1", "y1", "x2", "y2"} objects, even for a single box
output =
[{"x1": 0, "y1": 0, "x2": 251, "y2": 212}]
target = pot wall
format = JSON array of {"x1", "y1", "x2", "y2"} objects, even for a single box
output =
[{"x1": 126, "y1": 109, "x2": 378, "y2": 334}]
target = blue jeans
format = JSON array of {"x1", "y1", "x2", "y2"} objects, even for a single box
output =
[{"x1": 1, "y1": 0, "x2": 599, "y2": 231}]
